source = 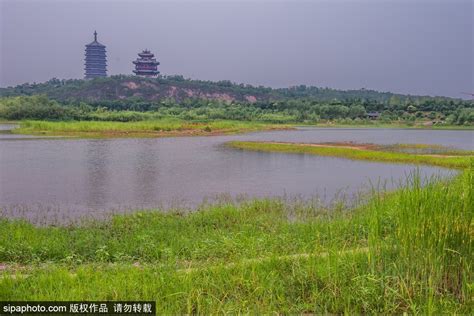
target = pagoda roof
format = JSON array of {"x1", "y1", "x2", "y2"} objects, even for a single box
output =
[
  {"x1": 133, "y1": 69, "x2": 159, "y2": 73},
  {"x1": 139, "y1": 50, "x2": 153, "y2": 54},
  {"x1": 137, "y1": 49, "x2": 156, "y2": 58},
  {"x1": 86, "y1": 31, "x2": 106, "y2": 47},
  {"x1": 133, "y1": 59, "x2": 159, "y2": 64},
  {"x1": 86, "y1": 41, "x2": 106, "y2": 47}
]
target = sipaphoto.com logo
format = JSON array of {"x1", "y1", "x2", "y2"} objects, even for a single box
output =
[
  {"x1": 2, "y1": 303, "x2": 67, "y2": 314},
  {"x1": 0, "y1": 301, "x2": 156, "y2": 315}
]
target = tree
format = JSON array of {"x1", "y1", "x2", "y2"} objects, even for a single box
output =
[{"x1": 348, "y1": 105, "x2": 366, "y2": 119}]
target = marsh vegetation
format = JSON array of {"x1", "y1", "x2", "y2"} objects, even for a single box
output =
[
  {"x1": 14, "y1": 119, "x2": 285, "y2": 138},
  {"x1": 228, "y1": 141, "x2": 473, "y2": 169}
]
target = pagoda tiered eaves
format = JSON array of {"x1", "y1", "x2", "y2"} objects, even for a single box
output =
[
  {"x1": 84, "y1": 31, "x2": 107, "y2": 79},
  {"x1": 133, "y1": 49, "x2": 160, "y2": 77}
]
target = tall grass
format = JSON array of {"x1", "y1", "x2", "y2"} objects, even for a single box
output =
[
  {"x1": 366, "y1": 168, "x2": 473, "y2": 312},
  {"x1": 0, "y1": 167, "x2": 472, "y2": 313}
]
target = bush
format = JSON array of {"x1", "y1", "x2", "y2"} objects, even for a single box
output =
[{"x1": 0, "y1": 95, "x2": 75, "y2": 120}]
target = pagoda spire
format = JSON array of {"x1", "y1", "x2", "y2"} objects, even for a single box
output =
[{"x1": 94, "y1": 30, "x2": 97, "y2": 42}]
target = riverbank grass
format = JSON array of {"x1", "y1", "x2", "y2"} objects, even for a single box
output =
[
  {"x1": 1, "y1": 167, "x2": 472, "y2": 313},
  {"x1": 13, "y1": 119, "x2": 287, "y2": 138},
  {"x1": 228, "y1": 141, "x2": 473, "y2": 169},
  {"x1": 307, "y1": 121, "x2": 474, "y2": 130},
  {"x1": 10, "y1": 120, "x2": 473, "y2": 139}
]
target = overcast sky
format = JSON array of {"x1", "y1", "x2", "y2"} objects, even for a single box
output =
[{"x1": 0, "y1": 0, "x2": 472, "y2": 98}]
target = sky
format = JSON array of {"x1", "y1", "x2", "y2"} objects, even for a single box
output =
[{"x1": 0, "y1": 0, "x2": 472, "y2": 98}]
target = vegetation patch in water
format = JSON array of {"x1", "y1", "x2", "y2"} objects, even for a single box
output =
[
  {"x1": 227, "y1": 141, "x2": 473, "y2": 169},
  {"x1": 13, "y1": 119, "x2": 287, "y2": 138}
]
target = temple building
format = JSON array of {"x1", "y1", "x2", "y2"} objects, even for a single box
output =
[
  {"x1": 133, "y1": 49, "x2": 160, "y2": 77},
  {"x1": 84, "y1": 31, "x2": 107, "y2": 79}
]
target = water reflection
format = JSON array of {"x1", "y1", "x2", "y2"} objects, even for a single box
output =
[
  {"x1": 85, "y1": 140, "x2": 111, "y2": 209},
  {"x1": 133, "y1": 139, "x2": 160, "y2": 208}
]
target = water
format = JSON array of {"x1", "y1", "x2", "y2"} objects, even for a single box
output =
[{"x1": 1, "y1": 125, "x2": 471, "y2": 222}]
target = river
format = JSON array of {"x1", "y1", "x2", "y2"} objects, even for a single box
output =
[{"x1": 1, "y1": 124, "x2": 472, "y2": 223}]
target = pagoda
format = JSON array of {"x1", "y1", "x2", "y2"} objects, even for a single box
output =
[
  {"x1": 84, "y1": 31, "x2": 107, "y2": 79},
  {"x1": 133, "y1": 49, "x2": 160, "y2": 77}
]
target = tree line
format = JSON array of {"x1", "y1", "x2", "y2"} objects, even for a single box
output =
[{"x1": 1, "y1": 94, "x2": 473, "y2": 125}]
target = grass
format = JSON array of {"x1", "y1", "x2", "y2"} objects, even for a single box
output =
[
  {"x1": 227, "y1": 141, "x2": 473, "y2": 169},
  {"x1": 379, "y1": 143, "x2": 474, "y2": 156},
  {"x1": 8, "y1": 119, "x2": 473, "y2": 139},
  {"x1": 308, "y1": 121, "x2": 474, "y2": 130},
  {"x1": 13, "y1": 119, "x2": 288, "y2": 138},
  {"x1": 0, "y1": 142, "x2": 472, "y2": 313}
]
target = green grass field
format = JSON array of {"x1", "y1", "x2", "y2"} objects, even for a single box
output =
[
  {"x1": 0, "y1": 142, "x2": 472, "y2": 313},
  {"x1": 13, "y1": 119, "x2": 286, "y2": 138},
  {"x1": 8, "y1": 119, "x2": 473, "y2": 139},
  {"x1": 307, "y1": 122, "x2": 474, "y2": 130},
  {"x1": 228, "y1": 141, "x2": 473, "y2": 169}
]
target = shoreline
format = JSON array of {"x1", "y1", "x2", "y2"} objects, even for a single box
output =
[
  {"x1": 8, "y1": 120, "x2": 292, "y2": 139},
  {"x1": 227, "y1": 141, "x2": 473, "y2": 169},
  {"x1": 1, "y1": 167, "x2": 471, "y2": 312},
  {"x1": 2, "y1": 120, "x2": 472, "y2": 139}
]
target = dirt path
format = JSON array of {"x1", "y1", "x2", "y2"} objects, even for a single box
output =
[
  {"x1": 0, "y1": 247, "x2": 369, "y2": 279},
  {"x1": 179, "y1": 247, "x2": 369, "y2": 274}
]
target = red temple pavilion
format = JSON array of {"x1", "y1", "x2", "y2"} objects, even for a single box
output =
[{"x1": 133, "y1": 50, "x2": 160, "y2": 77}]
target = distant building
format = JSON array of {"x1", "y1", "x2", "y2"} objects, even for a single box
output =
[
  {"x1": 133, "y1": 50, "x2": 160, "y2": 77},
  {"x1": 84, "y1": 31, "x2": 107, "y2": 79}
]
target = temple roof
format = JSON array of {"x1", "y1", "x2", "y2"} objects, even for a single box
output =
[{"x1": 133, "y1": 69, "x2": 160, "y2": 74}]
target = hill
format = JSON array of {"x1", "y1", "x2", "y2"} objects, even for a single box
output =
[
  {"x1": 0, "y1": 75, "x2": 461, "y2": 105},
  {"x1": 1, "y1": 76, "x2": 472, "y2": 125}
]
